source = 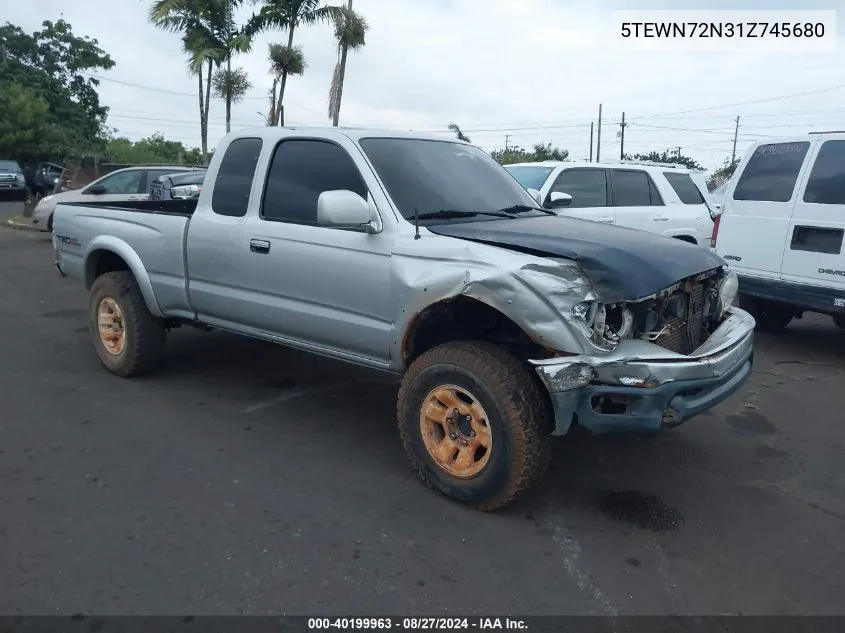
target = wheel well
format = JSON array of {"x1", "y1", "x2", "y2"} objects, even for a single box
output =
[
  {"x1": 673, "y1": 235, "x2": 698, "y2": 244},
  {"x1": 85, "y1": 250, "x2": 131, "y2": 289},
  {"x1": 402, "y1": 296, "x2": 553, "y2": 366}
]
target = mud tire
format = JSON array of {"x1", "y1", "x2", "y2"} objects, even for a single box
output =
[
  {"x1": 89, "y1": 271, "x2": 166, "y2": 377},
  {"x1": 397, "y1": 341, "x2": 551, "y2": 511}
]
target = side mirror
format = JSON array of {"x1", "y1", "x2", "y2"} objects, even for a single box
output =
[
  {"x1": 317, "y1": 190, "x2": 375, "y2": 233},
  {"x1": 88, "y1": 184, "x2": 106, "y2": 195},
  {"x1": 548, "y1": 191, "x2": 573, "y2": 207},
  {"x1": 526, "y1": 188, "x2": 543, "y2": 205}
]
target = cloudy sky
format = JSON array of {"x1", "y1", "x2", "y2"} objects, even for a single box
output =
[{"x1": 7, "y1": 0, "x2": 845, "y2": 171}]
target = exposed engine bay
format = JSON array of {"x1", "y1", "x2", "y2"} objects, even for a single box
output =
[{"x1": 576, "y1": 267, "x2": 734, "y2": 355}]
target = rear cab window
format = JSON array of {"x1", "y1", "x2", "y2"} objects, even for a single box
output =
[
  {"x1": 211, "y1": 137, "x2": 263, "y2": 217},
  {"x1": 733, "y1": 142, "x2": 810, "y2": 202},
  {"x1": 663, "y1": 172, "x2": 705, "y2": 204}
]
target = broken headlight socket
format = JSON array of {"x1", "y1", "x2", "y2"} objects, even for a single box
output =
[{"x1": 715, "y1": 270, "x2": 739, "y2": 318}]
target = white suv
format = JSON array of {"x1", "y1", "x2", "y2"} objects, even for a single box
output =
[
  {"x1": 712, "y1": 132, "x2": 845, "y2": 331},
  {"x1": 504, "y1": 160, "x2": 715, "y2": 245}
]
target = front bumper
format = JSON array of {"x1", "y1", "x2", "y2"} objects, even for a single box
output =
[{"x1": 529, "y1": 307, "x2": 756, "y2": 435}]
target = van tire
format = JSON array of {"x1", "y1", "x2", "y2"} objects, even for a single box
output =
[
  {"x1": 89, "y1": 271, "x2": 166, "y2": 377},
  {"x1": 834, "y1": 314, "x2": 845, "y2": 330},
  {"x1": 745, "y1": 298, "x2": 794, "y2": 332},
  {"x1": 397, "y1": 341, "x2": 551, "y2": 511}
]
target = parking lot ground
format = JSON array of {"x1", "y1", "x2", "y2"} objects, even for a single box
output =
[{"x1": 1, "y1": 226, "x2": 844, "y2": 615}]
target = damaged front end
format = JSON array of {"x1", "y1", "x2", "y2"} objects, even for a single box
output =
[{"x1": 528, "y1": 266, "x2": 753, "y2": 436}]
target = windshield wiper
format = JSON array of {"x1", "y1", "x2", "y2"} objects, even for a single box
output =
[
  {"x1": 495, "y1": 204, "x2": 556, "y2": 216},
  {"x1": 415, "y1": 209, "x2": 516, "y2": 220}
]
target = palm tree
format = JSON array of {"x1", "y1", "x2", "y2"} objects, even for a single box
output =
[
  {"x1": 267, "y1": 43, "x2": 305, "y2": 125},
  {"x1": 250, "y1": 0, "x2": 342, "y2": 126},
  {"x1": 327, "y1": 0, "x2": 367, "y2": 126},
  {"x1": 212, "y1": 67, "x2": 253, "y2": 132},
  {"x1": 150, "y1": 0, "x2": 228, "y2": 161},
  {"x1": 449, "y1": 123, "x2": 471, "y2": 143}
]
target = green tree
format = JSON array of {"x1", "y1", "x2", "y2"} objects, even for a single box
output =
[
  {"x1": 489, "y1": 142, "x2": 569, "y2": 165},
  {"x1": 624, "y1": 150, "x2": 704, "y2": 171},
  {"x1": 213, "y1": 67, "x2": 252, "y2": 132},
  {"x1": 267, "y1": 43, "x2": 305, "y2": 125},
  {"x1": 250, "y1": 0, "x2": 342, "y2": 126},
  {"x1": 327, "y1": 1, "x2": 368, "y2": 127},
  {"x1": 707, "y1": 156, "x2": 739, "y2": 191},
  {"x1": 150, "y1": 0, "x2": 250, "y2": 159},
  {"x1": 104, "y1": 133, "x2": 205, "y2": 165},
  {"x1": 448, "y1": 123, "x2": 471, "y2": 143},
  {"x1": 0, "y1": 19, "x2": 115, "y2": 158},
  {"x1": 0, "y1": 83, "x2": 69, "y2": 163}
]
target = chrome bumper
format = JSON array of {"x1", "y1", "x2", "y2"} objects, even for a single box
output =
[{"x1": 529, "y1": 307, "x2": 756, "y2": 435}]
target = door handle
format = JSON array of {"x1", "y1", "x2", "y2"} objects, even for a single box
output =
[
  {"x1": 597, "y1": 216, "x2": 614, "y2": 223},
  {"x1": 249, "y1": 239, "x2": 271, "y2": 254},
  {"x1": 652, "y1": 215, "x2": 669, "y2": 221}
]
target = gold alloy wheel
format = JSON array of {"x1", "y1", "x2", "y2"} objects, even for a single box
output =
[
  {"x1": 97, "y1": 297, "x2": 126, "y2": 355},
  {"x1": 419, "y1": 384, "x2": 492, "y2": 478}
]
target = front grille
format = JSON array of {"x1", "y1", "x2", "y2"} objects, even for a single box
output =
[
  {"x1": 149, "y1": 182, "x2": 163, "y2": 200},
  {"x1": 652, "y1": 283, "x2": 706, "y2": 355}
]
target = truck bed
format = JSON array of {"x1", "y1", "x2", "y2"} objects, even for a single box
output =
[
  {"x1": 71, "y1": 199, "x2": 198, "y2": 216},
  {"x1": 53, "y1": 201, "x2": 195, "y2": 318}
]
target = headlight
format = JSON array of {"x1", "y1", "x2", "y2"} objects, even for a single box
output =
[
  {"x1": 171, "y1": 184, "x2": 201, "y2": 199},
  {"x1": 716, "y1": 270, "x2": 739, "y2": 317},
  {"x1": 16, "y1": 174, "x2": 25, "y2": 186}
]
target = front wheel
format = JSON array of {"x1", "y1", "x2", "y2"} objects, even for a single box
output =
[
  {"x1": 397, "y1": 341, "x2": 551, "y2": 511},
  {"x1": 89, "y1": 271, "x2": 166, "y2": 377}
]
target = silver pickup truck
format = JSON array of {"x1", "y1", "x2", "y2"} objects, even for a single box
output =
[{"x1": 52, "y1": 127, "x2": 755, "y2": 511}]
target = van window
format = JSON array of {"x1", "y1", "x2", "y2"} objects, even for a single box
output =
[
  {"x1": 663, "y1": 172, "x2": 705, "y2": 204},
  {"x1": 733, "y1": 142, "x2": 810, "y2": 203},
  {"x1": 211, "y1": 137, "x2": 263, "y2": 217},
  {"x1": 803, "y1": 140, "x2": 845, "y2": 205}
]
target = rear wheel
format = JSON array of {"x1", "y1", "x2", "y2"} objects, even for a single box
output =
[
  {"x1": 89, "y1": 271, "x2": 166, "y2": 377},
  {"x1": 397, "y1": 341, "x2": 551, "y2": 511}
]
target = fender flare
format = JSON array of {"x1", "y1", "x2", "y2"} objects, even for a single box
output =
[{"x1": 84, "y1": 236, "x2": 164, "y2": 318}]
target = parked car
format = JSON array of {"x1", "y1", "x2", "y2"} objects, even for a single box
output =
[
  {"x1": 504, "y1": 160, "x2": 715, "y2": 245},
  {"x1": 149, "y1": 170, "x2": 206, "y2": 200},
  {"x1": 712, "y1": 131, "x2": 845, "y2": 331},
  {"x1": 53, "y1": 127, "x2": 753, "y2": 511},
  {"x1": 0, "y1": 159, "x2": 28, "y2": 202},
  {"x1": 26, "y1": 162, "x2": 66, "y2": 199},
  {"x1": 32, "y1": 165, "x2": 202, "y2": 232}
]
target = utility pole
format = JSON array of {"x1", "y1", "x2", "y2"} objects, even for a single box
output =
[
  {"x1": 676, "y1": 146, "x2": 682, "y2": 159},
  {"x1": 731, "y1": 116, "x2": 740, "y2": 163},
  {"x1": 589, "y1": 122, "x2": 594, "y2": 162},
  {"x1": 619, "y1": 112, "x2": 626, "y2": 160},
  {"x1": 505, "y1": 134, "x2": 511, "y2": 151},
  {"x1": 596, "y1": 103, "x2": 603, "y2": 162}
]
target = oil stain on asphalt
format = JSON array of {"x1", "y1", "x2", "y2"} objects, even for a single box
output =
[{"x1": 599, "y1": 490, "x2": 685, "y2": 532}]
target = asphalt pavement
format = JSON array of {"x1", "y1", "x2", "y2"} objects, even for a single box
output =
[{"x1": 1, "y1": 224, "x2": 844, "y2": 616}]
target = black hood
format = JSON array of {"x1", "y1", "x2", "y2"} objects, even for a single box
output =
[{"x1": 427, "y1": 215, "x2": 725, "y2": 303}]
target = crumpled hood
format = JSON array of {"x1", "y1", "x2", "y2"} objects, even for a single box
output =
[{"x1": 426, "y1": 215, "x2": 725, "y2": 303}]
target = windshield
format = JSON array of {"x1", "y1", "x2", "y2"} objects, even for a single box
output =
[
  {"x1": 0, "y1": 160, "x2": 21, "y2": 172},
  {"x1": 358, "y1": 138, "x2": 542, "y2": 222},
  {"x1": 504, "y1": 165, "x2": 554, "y2": 191}
]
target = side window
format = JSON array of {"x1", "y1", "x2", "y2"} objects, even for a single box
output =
[
  {"x1": 87, "y1": 170, "x2": 143, "y2": 195},
  {"x1": 733, "y1": 141, "x2": 810, "y2": 202},
  {"x1": 803, "y1": 140, "x2": 845, "y2": 205},
  {"x1": 211, "y1": 137, "x2": 263, "y2": 217},
  {"x1": 551, "y1": 169, "x2": 607, "y2": 208},
  {"x1": 261, "y1": 139, "x2": 368, "y2": 224},
  {"x1": 663, "y1": 172, "x2": 705, "y2": 204},
  {"x1": 611, "y1": 169, "x2": 654, "y2": 206}
]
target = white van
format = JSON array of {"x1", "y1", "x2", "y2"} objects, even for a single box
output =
[
  {"x1": 712, "y1": 132, "x2": 845, "y2": 331},
  {"x1": 504, "y1": 160, "x2": 715, "y2": 245}
]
